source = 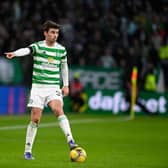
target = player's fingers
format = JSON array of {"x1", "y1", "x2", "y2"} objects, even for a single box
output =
[
  {"x1": 62, "y1": 90, "x2": 68, "y2": 96},
  {"x1": 6, "y1": 55, "x2": 12, "y2": 58},
  {"x1": 5, "y1": 53, "x2": 13, "y2": 59},
  {"x1": 64, "y1": 91, "x2": 69, "y2": 96},
  {"x1": 7, "y1": 56, "x2": 13, "y2": 59}
]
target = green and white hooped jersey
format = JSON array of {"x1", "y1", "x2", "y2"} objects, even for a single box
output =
[{"x1": 30, "y1": 40, "x2": 67, "y2": 88}]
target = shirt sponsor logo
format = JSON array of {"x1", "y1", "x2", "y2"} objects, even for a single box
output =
[{"x1": 48, "y1": 57, "x2": 55, "y2": 63}]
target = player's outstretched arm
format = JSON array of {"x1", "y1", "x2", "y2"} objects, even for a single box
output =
[{"x1": 5, "y1": 47, "x2": 32, "y2": 59}]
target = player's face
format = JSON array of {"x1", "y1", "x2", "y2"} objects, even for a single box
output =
[{"x1": 44, "y1": 28, "x2": 59, "y2": 43}]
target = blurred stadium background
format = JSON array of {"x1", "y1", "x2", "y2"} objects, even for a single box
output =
[{"x1": 0, "y1": 0, "x2": 168, "y2": 167}]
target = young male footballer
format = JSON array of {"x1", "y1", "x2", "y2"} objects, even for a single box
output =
[{"x1": 5, "y1": 20, "x2": 78, "y2": 160}]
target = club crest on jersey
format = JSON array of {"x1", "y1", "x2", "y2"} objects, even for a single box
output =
[{"x1": 38, "y1": 50, "x2": 46, "y2": 54}]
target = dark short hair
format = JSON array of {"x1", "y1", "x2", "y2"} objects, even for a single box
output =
[{"x1": 42, "y1": 20, "x2": 60, "y2": 32}]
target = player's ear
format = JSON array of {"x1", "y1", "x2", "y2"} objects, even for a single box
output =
[{"x1": 44, "y1": 31, "x2": 47, "y2": 37}]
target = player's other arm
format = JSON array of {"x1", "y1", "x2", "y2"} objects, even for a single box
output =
[
  {"x1": 5, "y1": 47, "x2": 33, "y2": 59},
  {"x1": 61, "y1": 62, "x2": 69, "y2": 96}
]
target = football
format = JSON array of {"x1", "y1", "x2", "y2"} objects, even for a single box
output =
[{"x1": 70, "y1": 147, "x2": 87, "y2": 163}]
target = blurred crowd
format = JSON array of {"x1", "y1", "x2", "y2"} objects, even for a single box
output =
[{"x1": 0, "y1": 0, "x2": 168, "y2": 90}]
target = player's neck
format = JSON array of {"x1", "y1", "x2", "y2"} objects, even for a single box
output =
[{"x1": 45, "y1": 40, "x2": 55, "y2": 47}]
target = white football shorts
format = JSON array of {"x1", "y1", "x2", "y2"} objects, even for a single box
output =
[{"x1": 27, "y1": 87, "x2": 63, "y2": 109}]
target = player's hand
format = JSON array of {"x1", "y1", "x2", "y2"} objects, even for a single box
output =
[
  {"x1": 4, "y1": 52, "x2": 15, "y2": 59},
  {"x1": 62, "y1": 86, "x2": 69, "y2": 96}
]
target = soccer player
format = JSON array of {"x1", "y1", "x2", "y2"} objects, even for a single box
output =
[{"x1": 5, "y1": 20, "x2": 78, "y2": 160}]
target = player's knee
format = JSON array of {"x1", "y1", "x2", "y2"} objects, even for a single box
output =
[
  {"x1": 52, "y1": 107, "x2": 64, "y2": 117},
  {"x1": 31, "y1": 108, "x2": 42, "y2": 124},
  {"x1": 32, "y1": 117, "x2": 40, "y2": 124}
]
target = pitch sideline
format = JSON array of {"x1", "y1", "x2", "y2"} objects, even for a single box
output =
[{"x1": 0, "y1": 117, "x2": 130, "y2": 131}]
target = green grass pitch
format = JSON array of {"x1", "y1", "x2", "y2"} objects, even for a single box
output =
[{"x1": 0, "y1": 113, "x2": 168, "y2": 168}]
